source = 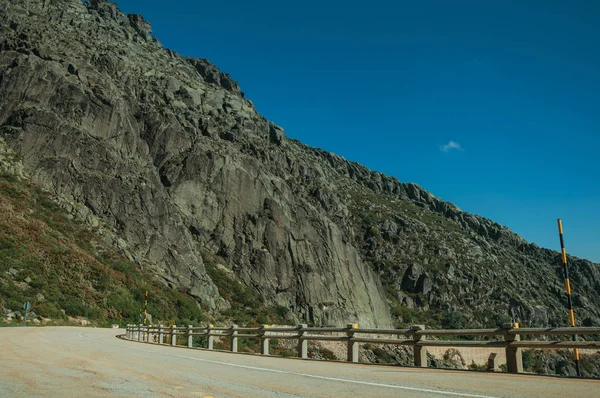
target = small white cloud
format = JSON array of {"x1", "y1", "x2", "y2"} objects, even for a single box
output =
[{"x1": 440, "y1": 141, "x2": 463, "y2": 152}]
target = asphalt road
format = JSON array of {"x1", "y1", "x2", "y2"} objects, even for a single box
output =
[{"x1": 0, "y1": 327, "x2": 598, "y2": 397}]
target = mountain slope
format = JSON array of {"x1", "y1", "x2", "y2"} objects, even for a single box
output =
[
  {"x1": 0, "y1": 138, "x2": 207, "y2": 325},
  {"x1": 0, "y1": 0, "x2": 598, "y2": 329}
]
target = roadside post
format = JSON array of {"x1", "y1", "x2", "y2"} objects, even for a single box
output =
[
  {"x1": 230, "y1": 324, "x2": 238, "y2": 353},
  {"x1": 557, "y1": 219, "x2": 582, "y2": 377},
  {"x1": 171, "y1": 325, "x2": 177, "y2": 346},
  {"x1": 346, "y1": 323, "x2": 359, "y2": 363},
  {"x1": 23, "y1": 301, "x2": 31, "y2": 327},
  {"x1": 411, "y1": 324, "x2": 427, "y2": 367}
]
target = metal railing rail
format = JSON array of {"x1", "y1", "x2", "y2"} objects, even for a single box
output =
[{"x1": 124, "y1": 322, "x2": 600, "y2": 374}]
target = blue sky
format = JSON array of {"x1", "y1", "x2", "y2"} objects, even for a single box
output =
[{"x1": 112, "y1": 0, "x2": 599, "y2": 262}]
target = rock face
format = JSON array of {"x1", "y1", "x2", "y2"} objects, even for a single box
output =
[
  {"x1": 0, "y1": 0, "x2": 390, "y2": 327},
  {"x1": 0, "y1": 0, "x2": 599, "y2": 328}
]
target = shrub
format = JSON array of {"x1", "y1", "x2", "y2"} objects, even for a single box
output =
[
  {"x1": 106, "y1": 290, "x2": 138, "y2": 319},
  {"x1": 109, "y1": 259, "x2": 138, "y2": 278},
  {"x1": 36, "y1": 301, "x2": 66, "y2": 319},
  {"x1": 373, "y1": 347, "x2": 396, "y2": 364},
  {"x1": 274, "y1": 305, "x2": 289, "y2": 321},
  {"x1": 368, "y1": 227, "x2": 380, "y2": 237},
  {"x1": 322, "y1": 348, "x2": 337, "y2": 361},
  {"x1": 277, "y1": 349, "x2": 296, "y2": 358},
  {"x1": 59, "y1": 296, "x2": 97, "y2": 318},
  {"x1": 193, "y1": 335, "x2": 208, "y2": 348},
  {"x1": 441, "y1": 311, "x2": 464, "y2": 330},
  {"x1": 468, "y1": 361, "x2": 486, "y2": 371},
  {"x1": 175, "y1": 295, "x2": 205, "y2": 322},
  {"x1": 0, "y1": 235, "x2": 16, "y2": 250}
]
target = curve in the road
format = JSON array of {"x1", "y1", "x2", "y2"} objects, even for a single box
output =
[{"x1": 1, "y1": 327, "x2": 599, "y2": 398}]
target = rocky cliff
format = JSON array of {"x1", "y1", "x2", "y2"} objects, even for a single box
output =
[{"x1": 1, "y1": 0, "x2": 599, "y2": 328}]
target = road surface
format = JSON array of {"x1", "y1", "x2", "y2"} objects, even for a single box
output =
[{"x1": 0, "y1": 327, "x2": 598, "y2": 397}]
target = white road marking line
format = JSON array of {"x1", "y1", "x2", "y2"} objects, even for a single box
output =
[{"x1": 79, "y1": 332, "x2": 501, "y2": 398}]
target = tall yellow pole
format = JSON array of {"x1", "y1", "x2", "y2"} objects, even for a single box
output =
[
  {"x1": 144, "y1": 290, "x2": 148, "y2": 326},
  {"x1": 557, "y1": 219, "x2": 581, "y2": 377}
]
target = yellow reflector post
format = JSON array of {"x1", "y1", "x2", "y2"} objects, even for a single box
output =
[{"x1": 557, "y1": 219, "x2": 581, "y2": 377}]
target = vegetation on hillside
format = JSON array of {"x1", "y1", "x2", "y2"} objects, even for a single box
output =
[
  {"x1": 201, "y1": 250, "x2": 292, "y2": 326},
  {"x1": 0, "y1": 173, "x2": 205, "y2": 326},
  {"x1": 0, "y1": 170, "x2": 294, "y2": 328},
  {"x1": 522, "y1": 349, "x2": 600, "y2": 378}
]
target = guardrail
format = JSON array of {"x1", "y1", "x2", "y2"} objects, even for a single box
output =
[{"x1": 124, "y1": 322, "x2": 600, "y2": 374}]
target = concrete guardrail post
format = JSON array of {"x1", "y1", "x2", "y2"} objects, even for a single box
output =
[
  {"x1": 138, "y1": 324, "x2": 143, "y2": 342},
  {"x1": 260, "y1": 324, "x2": 270, "y2": 355},
  {"x1": 230, "y1": 324, "x2": 238, "y2": 353},
  {"x1": 503, "y1": 322, "x2": 523, "y2": 373},
  {"x1": 171, "y1": 325, "x2": 177, "y2": 346},
  {"x1": 159, "y1": 325, "x2": 164, "y2": 344},
  {"x1": 487, "y1": 353, "x2": 499, "y2": 372},
  {"x1": 126, "y1": 325, "x2": 129, "y2": 339},
  {"x1": 411, "y1": 324, "x2": 427, "y2": 367},
  {"x1": 187, "y1": 325, "x2": 193, "y2": 348},
  {"x1": 146, "y1": 325, "x2": 151, "y2": 343},
  {"x1": 346, "y1": 323, "x2": 359, "y2": 363},
  {"x1": 207, "y1": 324, "x2": 214, "y2": 350},
  {"x1": 297, "y1": 324, "x2": 308, "y2": 359}
]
